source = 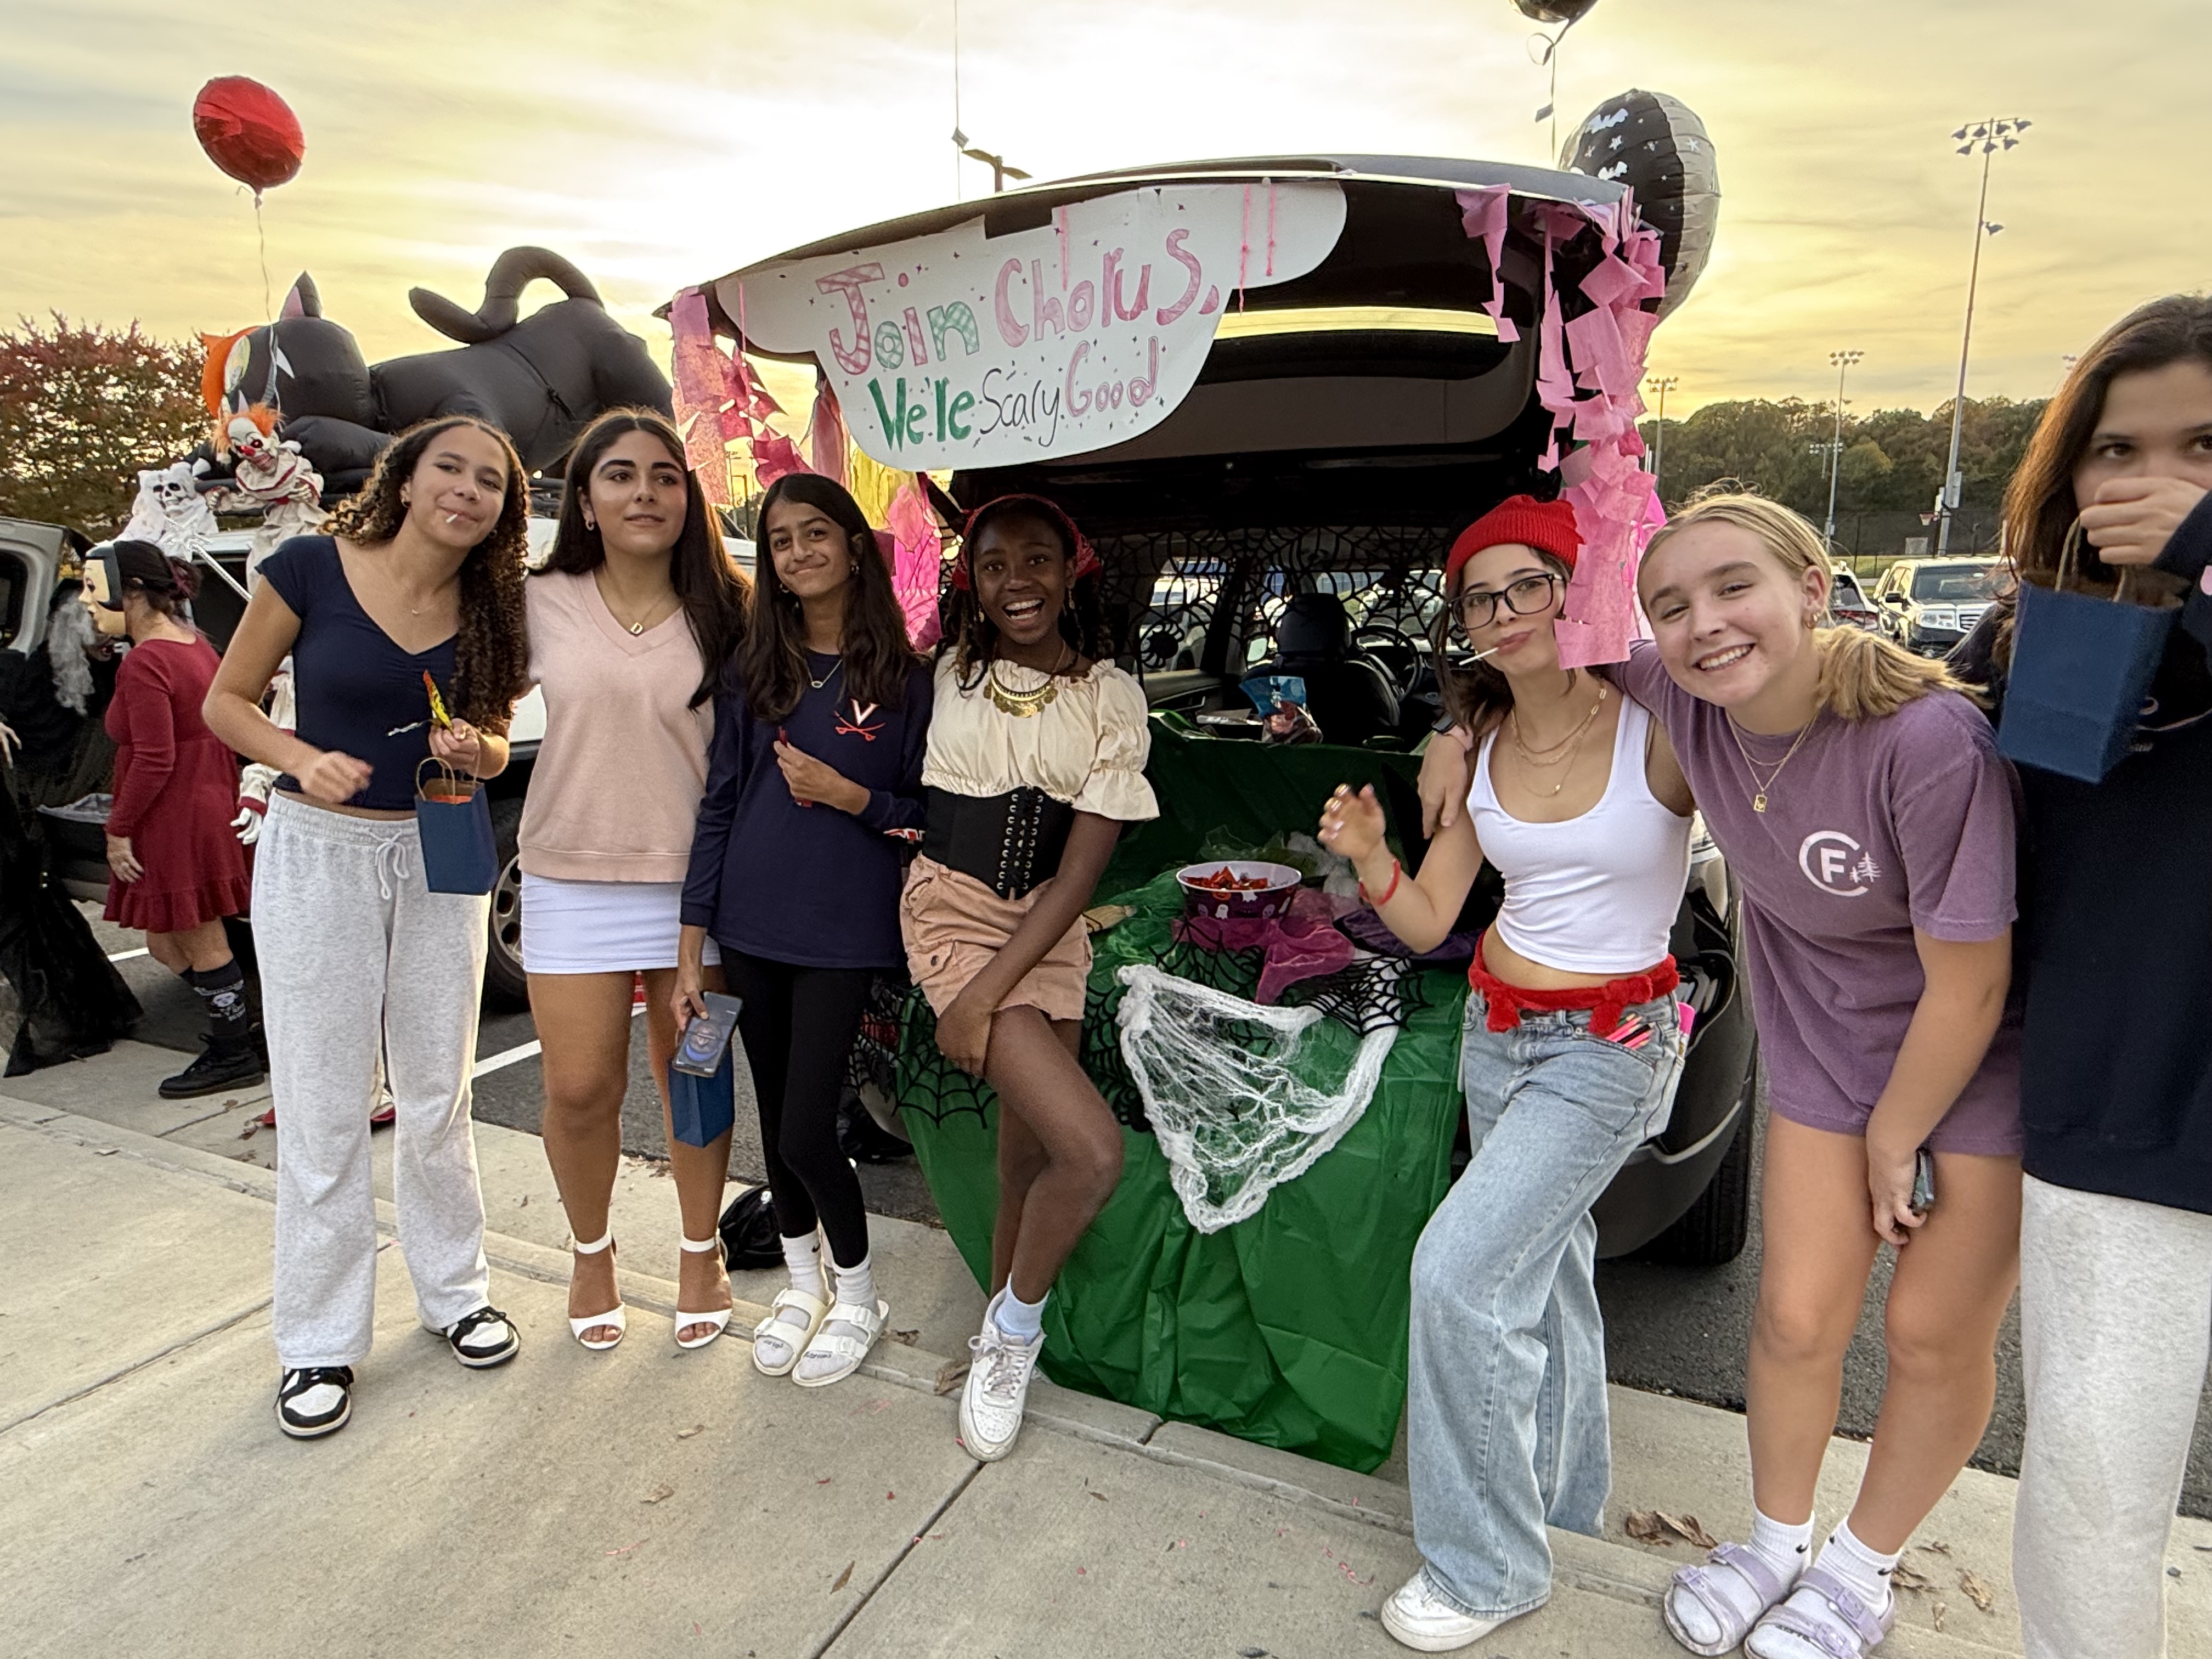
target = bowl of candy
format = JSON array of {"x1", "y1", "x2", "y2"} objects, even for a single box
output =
[{"x1": 1175, "y1": 860, "x2": 1304, "y2": 922}]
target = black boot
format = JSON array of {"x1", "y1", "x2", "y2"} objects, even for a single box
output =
[{"x1": 159, "y1": 1032, "x2": 267, "y2": 1099}]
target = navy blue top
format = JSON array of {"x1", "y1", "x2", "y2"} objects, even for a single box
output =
[
  {"x1": 260, "y1": 536, "x2": 460, "y2": 812},
  {"x1": 681, "y1": 654, "x2": 933, "y2": 969}
]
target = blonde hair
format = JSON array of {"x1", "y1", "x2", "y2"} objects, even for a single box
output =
[{"x1": 1644, "y1": 490, "x2": 1971, "y2": 720}]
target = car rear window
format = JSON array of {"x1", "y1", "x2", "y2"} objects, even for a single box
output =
[{"x1": 1911, "y1": 565, "x2": 1996, "y2": 602}]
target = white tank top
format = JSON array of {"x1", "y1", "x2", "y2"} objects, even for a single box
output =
[{"x1": 1468, "y1": 697, "x2": 1692, "y2": 975}]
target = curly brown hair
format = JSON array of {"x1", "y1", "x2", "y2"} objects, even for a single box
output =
[{"x1": 323, "y1": 415, "x2": 533, "y2": 731}]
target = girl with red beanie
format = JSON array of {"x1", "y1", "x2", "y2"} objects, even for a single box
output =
[{"x1": 1321, "y1": 494, "x2": 1697, "y2": 1652}]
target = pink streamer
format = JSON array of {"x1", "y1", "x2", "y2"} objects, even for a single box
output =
[
  {"x1": 1453, "y1": 185, "x2": 1518, "y2": 343},
  {"x1": 884, "y1": 480, "x2": 944, "y2": 651},
  {"x1": 807, "y1": 374, "x2": 849, "y2": 488}
]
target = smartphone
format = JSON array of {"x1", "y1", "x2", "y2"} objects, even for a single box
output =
[
  {"x1": 672, "y1": 991, "x2": 744, "y2": 1077},
  {"x1": 1909, "y1": 1147, "x2": 1937, "y2": 1217}
]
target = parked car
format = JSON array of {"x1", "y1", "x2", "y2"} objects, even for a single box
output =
[
  {"x1": 1827, "y1": 566, "x2": 1881, "y2": 631},
  {"x1": 1870, "y1": 557, "x2": 2001, "y2": 656},
  {"x1": 3, "y1": 514, "x2": 758, "y2": 1012},
  {"x1": 708, "y1": 154, "x2": 1761, "y2": 1265}
]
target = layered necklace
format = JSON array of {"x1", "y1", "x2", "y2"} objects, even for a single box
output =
[
  {"x1": 1507, "y1": 675, "x2": 1609, "y2": 799},
  {"x1": 1726, "y1": 712, "x2": 1821, "y2": 814},
  {"x1": 984, "y1": 646, "x2": 1075, "y2": 717}
]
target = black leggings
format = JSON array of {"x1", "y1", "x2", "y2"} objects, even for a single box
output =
[{"x1": 719, "y1": 949, "x2": 872, "y2": 1268}]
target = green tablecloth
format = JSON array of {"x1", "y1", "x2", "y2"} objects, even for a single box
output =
[{"x1": 896, "y1": 728, "x2": 1467, "y2": 1471}]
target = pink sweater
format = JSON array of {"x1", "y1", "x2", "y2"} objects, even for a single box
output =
[{"x1": 519, "y1": 570, "x2": 714, "y2": 883}]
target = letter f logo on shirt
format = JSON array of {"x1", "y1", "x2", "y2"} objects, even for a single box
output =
[{"x1": 1799, "y1": 830, "x2": 1874, "y2": 898}]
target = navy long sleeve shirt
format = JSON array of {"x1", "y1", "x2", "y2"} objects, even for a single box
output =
[{"x1": 680, "y1": 653, "x2": 933, "y2": 970}]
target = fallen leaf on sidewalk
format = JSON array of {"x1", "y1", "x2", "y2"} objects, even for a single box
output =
[
  {"x1": 1933, "y1": 1600, "x2": 1948, "y2": 1632},
  {"x1": 1624, "y1": 1511, "x2": 1668, "y2": 1544},
  {"x1": 1238, "y1": 1648, "x2": 1271, "y2": 1657},
  {"x1": 1917, "y1": 1539, "x2": 1952, "y2": 1557},
  {"x1": 831, "y1": 1561, "x2": 854, "y2": 1592},
  {"x1": 1090, "y1": 1491, "x2": 1108, "y2": 1502},
  {"x1": 641, "y1": 1485, "x2": 673, "y2": 1505},
  {"x1": 1959, "y1": 1570, "x2": 1994, "y2": 1613},
  {"x1": 95, "y1": 1147, "x2": 117, "y2": 1156},
  {"x1": 1891, "y1": 1562, "x2": 1931, "y2": 1594},
  {"x1": 886, "y1": 1328, "x2": 919, "y2": 1346},
  {"x1": 1657, "y1": 1512, "x2": 1719, "y2": 1550},
  {"x1": 934, "y1": 1358, "x2": 970, "y2": 1396},
  {"x1": 239, "y1": 1121, "x2": 260, "y2": 1140},
  {"x1": 514, "y1": 1195, "x2": 527, "y2": 1207},
  {"x1": 676, "y1": 1424, "x2": 705, "y2": 1439}
]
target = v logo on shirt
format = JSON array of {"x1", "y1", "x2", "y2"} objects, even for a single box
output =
[{"x1": 835, "y1": 699, "x2": 882, "y2": 741}]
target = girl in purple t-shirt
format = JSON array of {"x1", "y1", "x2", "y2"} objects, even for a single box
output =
[{"x1": 1419, "y1": 493, "x2": 2020, "y2": 1659}]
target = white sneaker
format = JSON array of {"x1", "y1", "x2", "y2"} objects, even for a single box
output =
[
  {"x1": 958, "y1": 1313, "x2": 1042, "y2": 1462},
  {"x1": 1379, "y1": 1569, "x2": 1508, "y2": 1653}
]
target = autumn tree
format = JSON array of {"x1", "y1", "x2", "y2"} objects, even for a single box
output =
[{"x1": 0, "y1": 314, "x2": 207, "y2": 535}]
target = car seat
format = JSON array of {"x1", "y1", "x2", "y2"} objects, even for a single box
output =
[{"x1": 1246, "y1": 594, "x2": 1401, "y2": 747}]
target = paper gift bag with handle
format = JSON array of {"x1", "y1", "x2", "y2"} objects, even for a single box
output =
[
  {"x1": 669, "y1": 1047, "x2": 736, "y2": 1148},
  {"x1": 1997, "y1": 521, "x2": 2177, "y2": 783},
  {"x1": 413, "y1": 758, "x2": 499, "y2": 894}
]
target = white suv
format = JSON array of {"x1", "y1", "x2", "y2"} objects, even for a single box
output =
[{"x1": 1871, "y1": 558, "x2": 2001, "y2": 656}]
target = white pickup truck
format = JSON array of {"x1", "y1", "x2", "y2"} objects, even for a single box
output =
[{"x1": 0, "y1": 513, "x2": 755, "y2": 1009}]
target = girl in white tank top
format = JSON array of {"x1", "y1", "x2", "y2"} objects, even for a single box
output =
[{"x1": 1317, "y1": 495, "x2": 1696, "y2": 1650}]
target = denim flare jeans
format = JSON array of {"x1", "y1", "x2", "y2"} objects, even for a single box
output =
[{"x1": 1407, "y1": 989, "x2": 1686, "y2": 1621}]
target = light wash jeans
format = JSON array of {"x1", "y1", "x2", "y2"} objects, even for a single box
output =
[{"x1": 1407, "y1": 989, "x2": 1685, "y2": 1620}]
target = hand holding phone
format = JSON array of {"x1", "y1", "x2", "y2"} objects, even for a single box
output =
[{"x1": 673, "y1": 991, "x2": 744, "y2": 1077}]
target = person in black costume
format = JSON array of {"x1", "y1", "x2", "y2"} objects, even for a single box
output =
[{"x1": 0, "y1": 579, "x2": 142, "y2": 1074}]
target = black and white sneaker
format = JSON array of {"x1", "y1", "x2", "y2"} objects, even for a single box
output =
[
  {"x1": 441, "y1": 1305, "x2": 520, "y2": 1368},
  {"x1": 276, "y1": 1366, "x2": 354, "y2": 1438}
]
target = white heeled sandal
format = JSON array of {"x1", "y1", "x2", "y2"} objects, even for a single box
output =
[
  {"x1": 675, "y1": 1234, "x2": 733, "y2": 1351},
  {"x1": 567, "y1": 1232, "x2": 626, "y2": 1352}
]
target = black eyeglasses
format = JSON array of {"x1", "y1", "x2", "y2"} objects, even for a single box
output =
[{"x1": 1455, "y1": 572, "x2": 1561, "y2": 631}]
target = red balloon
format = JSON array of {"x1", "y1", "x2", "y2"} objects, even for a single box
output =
[{"x1": 193, "y1": 77, "x2": 303, "y2": 196}]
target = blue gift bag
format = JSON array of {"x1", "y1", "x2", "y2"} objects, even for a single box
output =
[
  {"x1": 1997, "y1": 523, "x2": 2177, "y2": 783},
  {"x1": 669, "y1": 1048, "x2": 735, "y2": 1148},
  {"x1": 414, "y1": 759, "x2": 499, "y2": 895}
]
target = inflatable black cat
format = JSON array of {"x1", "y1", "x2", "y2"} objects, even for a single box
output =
[{"x1": 204, "y1": 247, "x2": 673, "y2": 494}]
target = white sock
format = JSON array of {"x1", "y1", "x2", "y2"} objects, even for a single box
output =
[
  {"x1": 1669, "y1": 1505, "x2": 1808, "y2": 1649},
  {"x1": 1813, "y1": 1520, "x2": 1898, "y2": 1608},
  {"x1": 830, "y1": 1254, "x2": 876, "y2": 1312},
  {"x1": 992, "y1": 1283, "x2": 1047, "y2": 1342},
  {"x1": 781, "y1": 1232, "x2": 825, "y2": 1301},
  {"x1": 1750, "y1": 1506, "x2": 1815, "y2": 1578}
]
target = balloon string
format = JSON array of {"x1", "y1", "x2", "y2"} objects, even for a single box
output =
[{"x1": 253, "y1": 191, "x2": 272, "y2": 321}]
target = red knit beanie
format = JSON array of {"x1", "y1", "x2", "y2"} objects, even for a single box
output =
[{"x1": 1444, "y1": 495, "x2": 1582, "y2": 586}]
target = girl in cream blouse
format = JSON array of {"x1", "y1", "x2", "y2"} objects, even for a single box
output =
[{"x1": 901, "y1": 495, "x2": 1155, "y2": 1466}]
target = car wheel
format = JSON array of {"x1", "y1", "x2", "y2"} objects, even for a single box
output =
[
  {"x1": 482, "y1": 796, "x2": 528, "y2": 1012},
  {"x1": 1637, "y1": 1058, "x2": 1757, "y2": 1267}
]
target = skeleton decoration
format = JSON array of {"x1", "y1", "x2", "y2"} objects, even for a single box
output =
[
  {"x1": 120, "y1": 464, "x2": 221, "y2": 565},
  {"x1": 198, "y1": 408, "x2": 326, "y2": 582}
]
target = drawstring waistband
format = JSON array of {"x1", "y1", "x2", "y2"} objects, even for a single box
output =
[
  {"x1": 374, "y1": 838, "x2": 412, "y2": 900},
  {"x1": 1468, "y1": 930, "x2": 1678, "y2": 1036}
]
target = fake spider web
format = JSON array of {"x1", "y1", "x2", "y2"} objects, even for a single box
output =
[{"x1": 1115, "y1": 963, "x2": 1401, "y2": 1235}]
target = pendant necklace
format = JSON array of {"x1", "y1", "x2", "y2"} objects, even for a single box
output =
[
  {"x1": 808, "y1": 656, "x2": 843, "y2": 692},
  {"x1": 1728, "y1": 712, "x2": 1820, "y2": 813},
  {"x1": 985, "y1": 647, "x2": 1074, "y2": 718},
  {"x1": 1510, "y1": 681, "x2": 1608, "y2": 769}
]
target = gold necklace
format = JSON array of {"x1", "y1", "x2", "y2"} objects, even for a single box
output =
[
  {"x1": 1510, "y1": 682, "x2": 1608, "y2": 768},
  {"x1": 595, "y1": 571, "x2": 675, "y2": 636},
  {"x1": 1727, "y1": 712, "x2": 1821, "y2": 813},
  {"x1": 984, "y1": 650, "x2": 1073, "y2": 718},
  {"x1": 808, "y1": 656, "x2": 843, "y2": 692}
]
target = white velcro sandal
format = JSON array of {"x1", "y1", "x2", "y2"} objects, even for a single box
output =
[
  {"x1": 675, "y1": 1234, "x2": 733, "y2": 1351},
  {"x1": 567, "y1": 1232, "x2": 626, "y2": 1352},
  {"x1": 793, "y1": 1297, "x2": 889, "y2": 1389},
  {"x1": 752, "y1": 1286, "x2": 828, "y2": 1376}
]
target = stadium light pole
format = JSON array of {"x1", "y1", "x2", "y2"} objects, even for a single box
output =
[
  {"x1": 1936, "y1": 117, "x2": 2029, "y2": 554},
  {"x1": 1824, "y1": 349, "x2": 1864, "y2": 547},
  {"x1": 1646, "y1": 374, "x2": 1679, "y2": 504}
]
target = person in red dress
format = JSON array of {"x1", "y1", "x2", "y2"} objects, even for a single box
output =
[{"x1": 84, "y1": 540, "x2": 262, "y2": 1098}]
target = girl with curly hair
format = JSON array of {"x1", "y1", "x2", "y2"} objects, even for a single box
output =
[
  {"x1": 206, "y1": 415, "x2": 534, "y2": 1440},
  {"x1": 901, "y1": 495, "x2": 1156, "y2": 1463}
]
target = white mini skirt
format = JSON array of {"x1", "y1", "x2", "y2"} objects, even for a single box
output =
[{"x1": 520, "y1": 873, "x2": 721, "y2": 975}]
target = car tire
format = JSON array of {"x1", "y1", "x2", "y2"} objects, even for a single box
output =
[
  {"x1": 1637, "y1": 1059, "x2": 1757, "y2": 1267},
  {"x1": 482, "y1": 795, "x2": 528, "y2": 1012}
]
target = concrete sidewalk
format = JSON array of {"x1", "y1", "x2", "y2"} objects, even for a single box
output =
[{"x1": 8, "y1": 1068, "x2": 2211, "y2": 1657}]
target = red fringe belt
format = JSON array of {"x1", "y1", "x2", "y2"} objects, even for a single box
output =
[{"x1": 1468, "y1": 930, "x2": 1678, "y2": 1036}]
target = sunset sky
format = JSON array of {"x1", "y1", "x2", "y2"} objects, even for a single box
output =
[{"x1": 6, "y1": 0, "x2": 2205, "y2": 422}]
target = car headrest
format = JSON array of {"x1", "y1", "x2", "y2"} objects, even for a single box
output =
[{"x1": 1277, "y1": 592, "x2": 1352, "y2": 659}]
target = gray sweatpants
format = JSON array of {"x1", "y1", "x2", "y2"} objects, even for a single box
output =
[
  {"x1": 2016, "y1": 1172, "x2": 2212, "y2": 1659},
  {"x1": 255, "y1": 792, "x2": 493, "y2": 1368}
]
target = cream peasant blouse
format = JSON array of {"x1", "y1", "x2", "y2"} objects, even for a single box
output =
[{"x1": 921, "y1": 654, "x2": 1160, "y2": 822}]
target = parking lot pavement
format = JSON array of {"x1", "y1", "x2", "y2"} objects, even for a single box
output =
[{"x1": 20, "y1": 907, "x2": 2212, "y2": 1520}]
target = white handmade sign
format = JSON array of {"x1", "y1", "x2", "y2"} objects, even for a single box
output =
[{"x1": 716, "y1": 182, "x2": 1347, "y2": 471}]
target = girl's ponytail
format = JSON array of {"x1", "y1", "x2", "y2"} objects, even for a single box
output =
[{"x1": 1647, "y1": 491, "x2": 1970, "y2": 720}]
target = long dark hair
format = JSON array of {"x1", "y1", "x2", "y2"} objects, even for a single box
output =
[
  {"x1": 540, "y1": 409, "x2": 750, "y2": 708},
  {"x1": 941, "y1": 496, "x2": 1110, "y2": 689},
  {"x1": 1993, "y1": 294, "x2": 2212, "y2": 666},
  {"x1": 323, "y1": 415, "x2": 532, "y2": 731},
  {"x1": 738, "y1": 472, "x2": 916, "y2": 723}
]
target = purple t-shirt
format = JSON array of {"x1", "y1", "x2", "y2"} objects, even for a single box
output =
[{"x1": 1618, "y1": 643, "x2": 2022, "y2": 1154}]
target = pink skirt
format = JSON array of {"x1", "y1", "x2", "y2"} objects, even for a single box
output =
[{"x1": 899, "y1": 856, "x2": 1090, "y2": 1024}]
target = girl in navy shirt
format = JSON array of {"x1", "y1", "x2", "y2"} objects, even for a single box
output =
[{"x1": 676, "y1": 473, "x2": 929, "y2": 1389}]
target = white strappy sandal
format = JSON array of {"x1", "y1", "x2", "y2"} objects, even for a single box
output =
[
  {"x1": 793, "y1": 1297, "x2": 890, "y2": 1389},
  {"x1": 674, "y1": 1234, "x2": 734, "y2": 1351},
  {"x1": 566, "y1": 1232, "x2": 627, "y2": 1352}
]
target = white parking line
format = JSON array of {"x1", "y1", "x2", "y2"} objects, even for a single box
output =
[
  {"x1": 470, "y1": 1003, "x2": 643, "y2": 1080},
  {"x1": 106, "y1": 947, "x2": 149, "y2": 963}
]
